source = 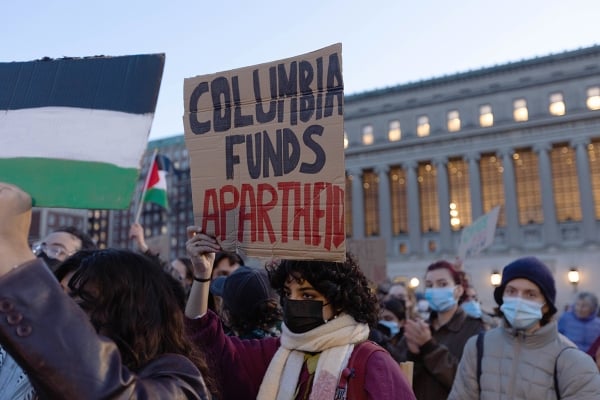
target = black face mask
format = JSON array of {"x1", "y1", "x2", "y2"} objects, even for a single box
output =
[
  {"x1": 37, "y1": 251, "x2": 61, "y2": 272},
  {"x1": 283, "y1": 298, "x2": 326, "y2": 334}
]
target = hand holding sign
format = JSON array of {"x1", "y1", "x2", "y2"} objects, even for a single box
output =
[{"x1": 185, "y1": 226, "x2": 221, "y2": 280}]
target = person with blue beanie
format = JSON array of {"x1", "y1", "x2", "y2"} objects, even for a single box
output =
[{"x1": 450, "y1": 256, "x2": 600, "y2": 399}]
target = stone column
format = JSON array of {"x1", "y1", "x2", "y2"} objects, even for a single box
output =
[
  {"x1": 348, "y1": 167, "x2": 365, "y2": 239},
  {"x1": 466, "y1": 152, "x2": 483, "y2": 220},
  {"x1": 403, "y1": 160, "x2": 422, "y2": 255},
  {"x1": 533, "y1": 143, "x2": 560, "y2": 246},
  {"x1": 571, "y1": 138, "x2": 597, "y2": 243},
  {"x1": 434, "y1": 157, "x2": 453, "y2": 253},
  {"x1": 376, "y1": 165, "x2": 392, "y2": 251},
  {"x1": 499, "y1": 148, "x2": 521, "y2": 248}
]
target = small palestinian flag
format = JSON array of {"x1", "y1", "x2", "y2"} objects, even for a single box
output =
[{"x1": 142, "y1": 153, "x2": 169, "y2": 209}]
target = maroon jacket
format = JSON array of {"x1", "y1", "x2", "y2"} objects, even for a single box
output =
[
  {"x1": 185, "y1": 310, "x2": 415, "y2": 400},
  {"x1": 0, "y1": 259, "x2": 210, "y2": 399}
]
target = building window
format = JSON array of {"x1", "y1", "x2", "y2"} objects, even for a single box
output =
[
  {"x1": 417, "y1": 115, "x2": 430, "y2": 137},
  {"x1": 428, "y1": 240, "x2": 437, "y2": 253},
  {"x1": 513, "y1": 149, "x2": 542, "y2": 224},
  {"x1": 588, "y1": 139, "x2": 600, "y2": 218},
  {"x1": 345, "y1": 173, "x2": 353, "y2": 237},
  {"x1": 550, "y1": 144, "x2": 581, "y2": 221},
  {"x1": 513, "y1": 98, "x2": 528, "y2": 122},
  {"x1": 479, "y1": 104, "x2": 494, "y2": 127},
  {"x1": 549, "y1": 92, "x2": 566, "y2": 116},
  {"x1": 390, "y1": 166, "x2": 408, "y2": 234},
  {"x1": 399, "y1": 243, "x2": 408, "y2": 255},
  {"x1": 418, "y1": 163, "x2": 439, "y2": 232},
  {"x1": 344, "y1": 131, "x2": 349, "y2": 149},
  {"x1": 447, "y1": 110, "x2": 461, "y2": 132},
  {"x1": 479, "y1": 154, "x2": 506, "y2": 226},
  {"x1": 362, "y1": 125, "x2": 374, "y2": 145},
  {"x1": 388, "y1": 120, "x2": 401, "y2": 141},
  {"x1": 448, "y1": 158, "x2": 471, "y2": 230},
  {"x1": 363, "y1": 169, "x2": 380, "y2": 236},
  {"x1": 587, "y1": 87, "x2": 600, "y2": 111}
]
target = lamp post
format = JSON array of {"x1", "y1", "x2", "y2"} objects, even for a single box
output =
[
  {"x1": 490, "y1": 270, "x2": 502, "y2": 287},
  {"x1": 567, "y1": 268, "x2": 580, "y2": 293}
]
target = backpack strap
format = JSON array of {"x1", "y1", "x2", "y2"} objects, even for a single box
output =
[
  {"x1": 338, "y1": 341, "x2": 386, "y2": 400},
  {"x1": 553, "y1": 346, "x2": 576, "y2": 399},
  {"x1": 476, "y1": 330, "x2": 486, "y2": 395}
]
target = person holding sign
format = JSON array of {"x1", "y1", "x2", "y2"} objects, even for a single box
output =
[
  {"x1": 184, "y1": 227, "x2": 416, "y2": 400},
  {"x1": 0, "y1": 182, "x2": 213, "y2": 399}
]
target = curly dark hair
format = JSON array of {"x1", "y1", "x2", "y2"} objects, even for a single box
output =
[
  {"x1": 62, "y1": 248, "x2": 217, "y2": 394},
  {"x1": 266, "y1": 252, "x2": 379, "y2": 327}
]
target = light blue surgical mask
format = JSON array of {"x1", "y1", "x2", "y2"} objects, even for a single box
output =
[
  {"x1": 461, "y1": 300, "x2": 482, "y2": 318},
  {"x1": 378, "y1": 320, "x2": 400, "y2": 337},
  {"x1": 425, "y1": 287, "x2": 457, "y2": 312},
  {"x1": 500, "y1": 297, "x2": 543, "y2": 330}
]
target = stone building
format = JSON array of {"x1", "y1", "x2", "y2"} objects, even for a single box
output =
[
  {"x1": 39, "y1": 44, "x2": 600, "y2": 311},
  {"x1": 343, "y1": 44, "x2": 600, "y2": 310}
]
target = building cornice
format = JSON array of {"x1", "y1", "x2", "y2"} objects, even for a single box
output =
[{"x1": 345, "y1": 44, "x2": 600, "y2": 104}]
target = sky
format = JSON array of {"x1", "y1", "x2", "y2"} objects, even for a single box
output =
[{"x1": 3, "y1": 0, "x2": 599, "y2": 141}]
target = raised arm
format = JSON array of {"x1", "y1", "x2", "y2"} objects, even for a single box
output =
[
  {"x1": 0, "y1": 183, "x2": 209, "y2": 399},
  {"x1": 184, "y1": 226, "x2": 221, "y2": 319},
  {"x1": 0, "y1": 183, "x2": 36, "y2": 276},
  {"x1": 129, "y1": 222, "x2": 149, "y2": 253}
]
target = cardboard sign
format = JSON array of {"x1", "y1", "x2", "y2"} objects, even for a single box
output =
[
  {"x1": 457, "y1": 206, "x2": 500, "y2": 262},
  {"x1": 0, "y1": 54, "x2": 165, "y2": 209},
  {"x1": 346, "y1": 238, "x2": 387, "y2": 283},
  {"x1": 184, "y1": 44, "x2": 345, "y2": 261}
]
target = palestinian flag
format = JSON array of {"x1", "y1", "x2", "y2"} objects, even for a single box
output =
[
  {"x1": 0, "y1": 54, "x2": 165, "y2": 209},
  {"x1": 142, "y1": 153, "x2": 169, "y2": 209}
]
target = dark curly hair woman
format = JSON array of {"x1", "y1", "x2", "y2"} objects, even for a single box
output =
[
  {"x1": 267, "y1": 255, "x2": 379, "y2": 329},
  {"x1": 184, "y1": 227, "x2": 416, "y2": 400}
]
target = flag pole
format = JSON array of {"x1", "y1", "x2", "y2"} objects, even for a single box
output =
[{"x1": 134, "y1": 148, "x2": 158, "y2": 224}]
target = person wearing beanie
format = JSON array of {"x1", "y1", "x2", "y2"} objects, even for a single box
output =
[
  {"x1": 209, "y1": 265, "x2": 282, "y2": 339},
  {"x1": 449, "y1": 256, "x2": 600, "y2": 400}
]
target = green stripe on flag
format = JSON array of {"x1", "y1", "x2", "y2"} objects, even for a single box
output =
[
  {"x1": 0, "y1": 157, "x2": 139, "y2": 209},
  {"x1": 144, "y1": 187, "x2": 168, "y2": 209}
]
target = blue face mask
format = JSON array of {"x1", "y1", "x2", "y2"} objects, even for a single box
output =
[
  {"x1": 425, "y1": 287, "x2": 457, "y2": 312},
  {"x1": 378, "y1": 320, "x2": 400, "y2": 337},
  {"x1": 500, "y1": 297, "x2": 543, "y2": 330},
  {"x1": 461, "y1": 300, "x2": 482, "y2": 318}
]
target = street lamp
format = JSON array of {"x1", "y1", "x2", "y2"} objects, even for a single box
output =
[
  {"x1": 490, "y1": 270, "x2": 502, "y2": 287},
  {"x1": 568, "y1": 268, "x2": 580, "y2": 292}
]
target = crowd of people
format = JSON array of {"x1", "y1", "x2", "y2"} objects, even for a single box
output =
[{"x1": 2, "y1": 181, "x2": 600, "y2": 399}]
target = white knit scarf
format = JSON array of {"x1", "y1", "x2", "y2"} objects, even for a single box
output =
[{"x1": 257, "y1": 313, "x2": 369, "y2": 400}]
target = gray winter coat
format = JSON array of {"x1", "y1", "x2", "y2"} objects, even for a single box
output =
[{"x1": 448, "y1": 320, "x2": 600, "y2": 400}]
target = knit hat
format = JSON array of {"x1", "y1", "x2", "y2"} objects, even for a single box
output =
[
  {"x1": 493, "y1": 256, "x2": 557, "y2": 315},
  {"x1": 210, "y1": 265, "x2": 275, "y2": 317}
]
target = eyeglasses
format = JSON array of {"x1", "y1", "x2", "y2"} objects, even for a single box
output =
[{"x1": 34, "y1": 242, "x2": 76, "y2": 260}]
